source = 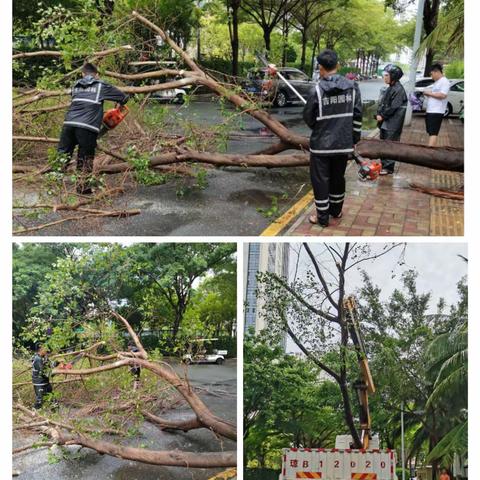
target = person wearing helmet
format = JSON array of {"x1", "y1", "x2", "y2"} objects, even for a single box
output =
[{"x1": 376, "y1": 64, "x2": 407, "y2": 175}]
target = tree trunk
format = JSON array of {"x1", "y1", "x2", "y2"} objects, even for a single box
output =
[
  {"x1": 300, "y1": 29, "x2": 308, "y2": 72},
  {"x1": 281, "y1": 16, "x2": 288, "y2": 66},
  {"x1": 263, "y1": 26, "x2": 272, "y2": 53},
  {"x1": 423, "y1": 0, "x2": 441, "y2": 76},
  {"x1": 424, "y1": 49, "x2": 435, "y2": 77},
  {"x1": 229, "y1": 0, "x2": 240, "y2": 77},
  {"x1": 50, "y1": 429, "x2": 236, "y2": 467},
  {"x1": 355, "y1": 139, "x2": 464, "y2": 172},
  {"x1": 339, "y1": 380, "x2": 362, "y2": 448},
  {"x1": 171, "y1": 303, "x2": 185, "y2": 345}
]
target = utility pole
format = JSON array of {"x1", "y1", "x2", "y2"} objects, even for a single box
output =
[
  {"x1": 404, "y1": 0, "x2": 426, "y2": 126},
  {"x1": 401, "y1": 401, "x2": 406, "y2": 480}
]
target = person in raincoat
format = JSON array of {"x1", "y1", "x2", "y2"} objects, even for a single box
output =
[{"x1": 375, "y1": 64, "x2": 408, "y2": 175}]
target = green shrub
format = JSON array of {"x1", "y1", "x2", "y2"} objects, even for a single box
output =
[{"x1": 445, "y1": 60, "x2": 464, "y2": 79}]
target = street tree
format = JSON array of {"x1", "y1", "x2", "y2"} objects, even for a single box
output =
[
  {"x1": 13, "y1": 243, "x2": 76, "y2": 339},
  {"x1": 257, "y1": 242, "x2": 404, "y2": 448},
  {"x1": 385, "y1": 0, "x2": 442, "y2": 75},
  {"x1": 289, "y1": 0, "x2": 337, "y2": 71},
  {"x1": 240, "y1": 0, "x2": 302, "y2": 53},
  {"x1": 358, "y1": 266, "x2": 467, "y2": 478},
  {"x1": 125, "y1": 243, "x2": 237, "y2": 345},
  {"x1": 15, "y1": 243, "x2": 237, "y2": 354},
  {"x1": 244, "y1": 331, "x2": 344, "y2": 468}
]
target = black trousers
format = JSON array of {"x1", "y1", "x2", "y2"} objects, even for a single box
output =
[
  {"x1": 380, "y1": 128, "x2": 402, "y2": 172},
  {"x1": 57, "y1": 125, "x2": 98, "y2": 173},
  {"x1": 310, "y1": 153, "x2": 348, "y2": 222},
  {"x1": 33, "y1": 383, "x2": 52, "y2": 409}
]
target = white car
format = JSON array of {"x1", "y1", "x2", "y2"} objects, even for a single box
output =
[
  {"x1": 413, "y1": 77, "x2": 464, "y2": 117},
  {"x1": 182, "y1": 349, "x2": 227, "y2": 365},
  {"x1": 151, "y1": 87, "x2": 188, "y2": 104}
]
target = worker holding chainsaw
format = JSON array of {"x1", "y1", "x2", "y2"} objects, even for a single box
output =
[
  {"x1": 303, "y1": 49, "x2": 362, "y2": 227},
  {"x1": 57, "y1": 62, "x2": 129, "y2": 194},
  {"x1": 32, "y1": 344, "x2": 55, "y2": 409},
  {"x1": 375, "y1": 64, "x2": 408, "y2": 175}
]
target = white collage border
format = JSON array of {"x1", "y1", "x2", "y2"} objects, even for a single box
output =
[{"x1": 2, "y1": 1, "x2": 479, "y2": 477}]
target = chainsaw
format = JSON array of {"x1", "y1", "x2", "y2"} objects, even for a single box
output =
[
  {"x1": 99, "y1": 104, "x2": 129, "y2": 137},
  {"x1": 353, "y1": 152, "x2": 382, "y2": 181}
]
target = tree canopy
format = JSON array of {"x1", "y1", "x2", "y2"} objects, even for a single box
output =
[{"x1": 13, "y1": 243, "x2": 237, "y2": 354}]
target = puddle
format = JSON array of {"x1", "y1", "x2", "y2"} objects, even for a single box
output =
[{"x1": 228, "y1": 189, "x2": 284, "y2": 205}]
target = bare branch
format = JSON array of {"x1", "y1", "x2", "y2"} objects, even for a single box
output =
[
  {"x1": 110, "y1": 310, "x2": 148, "y2": 359},
  {"x1": 269, "y1": 273, "x2": 338, "y2": 323},
  {"x1": 303, "y1": 243, "x2": 339, "y2": 310}
]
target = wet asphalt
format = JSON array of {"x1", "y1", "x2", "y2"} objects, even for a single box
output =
[
  {"x1": 13, "y1": 80, "x2": 384, "y2": 237},
  {"x1": 13, "y1": 359, "x2": 237, "y2": 480}
]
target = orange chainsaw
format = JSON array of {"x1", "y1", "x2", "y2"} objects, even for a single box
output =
[
  {"x1": 353, "y1": 152, "x2": 382, "y2": 181},
  {"x1": 99, "y1": 104, "x2": 129, "y2": 137}
]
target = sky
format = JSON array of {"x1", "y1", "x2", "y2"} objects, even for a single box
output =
[
  {"x1": 285, "y1": 242, "x2": 467, "y2": 352},
  {"x1": 288, "y1": 242, "x2": 467, "y2": 309}
]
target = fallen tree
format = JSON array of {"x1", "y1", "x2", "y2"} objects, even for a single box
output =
[
  {"x1": 12, "y1": 12, "x2": 464, "y2": 170},
  {"x1": 13, "y1": 310, "x2": 236, "y2": 469},
  {"x1": 355, "y1": 138, "x2": 464, "y2": 172},
  {"x1": 12, "y1": 10, "x2": 464, "y2": 232},
  {"x1": 12, "y1": 135, "x2": 463, "y2": 173}
]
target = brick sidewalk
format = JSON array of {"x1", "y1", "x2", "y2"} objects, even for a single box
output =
[{"x1": 284, "y1": 116, "x2": 463, "y2": 236}]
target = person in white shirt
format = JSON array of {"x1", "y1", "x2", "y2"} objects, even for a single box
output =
[{"x1": 423, "y1": 63, "x2": 450, "y2": 147}]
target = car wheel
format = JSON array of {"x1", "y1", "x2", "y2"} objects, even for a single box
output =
[
  {"x1": 216, "y1": 358, "x2": 225, "y2": 365},
  {"x1": 274, "y1": 90, "x2": 288, "y2": 108},
  {"x1": 175, "y1": 93, "x2": 185, "y2": 104},
  {"x1": 444, "y1": 102, "x2": 452, "y2": 118}
]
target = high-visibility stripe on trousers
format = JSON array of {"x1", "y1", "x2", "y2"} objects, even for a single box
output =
[
  {"x1": 309, "y1": 153, "x2": 348, "y2": 221},
  {"x1": 296, "y1": 473, "x2": 322, "y2": 478},
  {"x1": 351, "y1": 474, "x2": 377, "y2": 479}
]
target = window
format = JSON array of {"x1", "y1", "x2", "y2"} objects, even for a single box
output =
[
  {"x1": 416, "y1": 79, "x2": 434, "y2": 88},
  {"x1": 285, "y1": 71, "x2": 309, "y2": 81},
  {"x1": 450, "y1": 81, "x2": 464, "y2": 92}
]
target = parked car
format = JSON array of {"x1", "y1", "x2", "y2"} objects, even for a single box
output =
[
  {"x1": 129, "y1": 62, "x2": 190, "y2": 104},
  {"x1": 150, "y1": 85, "x2": 189, "y2": 104},
  {"x1": 182, "y1": 350, "x2": 227, "y2": 365},
  {"x1": 410, "y1": 77, "x2": 464, "y2": 117},
  {"x1": 243, "y1": 67, "x2": 314, "y2": 107}
]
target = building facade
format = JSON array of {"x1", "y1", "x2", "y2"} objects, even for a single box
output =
[{"x1": 244, "y1": 243, "x2": 290, "y2": 337}]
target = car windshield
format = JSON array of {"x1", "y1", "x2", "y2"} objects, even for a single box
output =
[
  {"x1": 248, "y1": 70, "x2": 266, "y2": 80},
  {"x1": 451, "y1": 81, "x2": 464, "y2": 92},
  {"x1": 416, "y1": 79, "x2": 434, "y2": 87},
  {"x1": 285, "y1": 71, "x2": 308, "y2": 81}
]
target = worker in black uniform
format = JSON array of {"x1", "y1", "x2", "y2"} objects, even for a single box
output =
[
  {"x1": 32, "y1": 345, "x2": 53, "y2": 409},
  {"x1": 303, "y1": 49, "x2": 363, "y2": 227},
  {"x1": 376, "y1": 64, "x2": 407, "y2": 175},
  {"x1": 57, "y1": 62, "x2": 129, "y2": 194},
  {"x1": 127, "y1": 344, "x2": 141, "y2": 391}
]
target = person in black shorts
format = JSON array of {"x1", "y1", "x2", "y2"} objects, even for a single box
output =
[{"x1": 423, "y1": 63, "x2": 450, "y2": 147}]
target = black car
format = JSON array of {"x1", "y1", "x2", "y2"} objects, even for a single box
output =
[{"x1": 244, "y1": 67, "x2": 314, "y2": 107}]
